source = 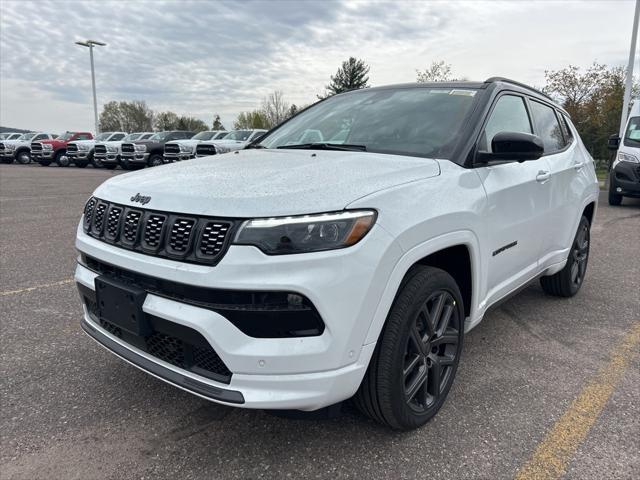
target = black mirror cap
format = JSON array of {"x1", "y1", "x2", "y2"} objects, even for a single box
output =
[
  {"x1": 607, "y1": 134, "x2": 621, "y2": 151},
  {"x1": 476, "y1": 131, "x2": 544, "y2": 163}
]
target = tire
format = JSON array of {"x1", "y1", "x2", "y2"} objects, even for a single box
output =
[
  {"x1": 148, "y1": 154, "x2": 163, "y2": 167},
  {"x1": 540, "y1": 215, "x2": 590, "y2": 297},
  {"x1": 76, "y1": 161, "x2": 88, "y2": 168},
  {"x1": 56, "y1": 151, "x2": 69, "y2": 167},
  {"x1": 119, "y1": 158, "x2": 132, "y2": 170},
  {"x1": 16, "y1": 150, "x2": 31, "y2": 165},
  {"x1": 1, "y1": 158, "x2": 13, "y2": 164},
  {"x1": 104, "y1": 164, "x2": 117, "y2": 170},
  {"x1": 608, "y1": 178, "x2": 623, "y2": 206},
  {"x1": 353, "y1": 266, "x2": 465, "y2": 430}
]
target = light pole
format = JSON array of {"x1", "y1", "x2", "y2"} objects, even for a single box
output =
[
  {"x1": 619, "y1": 0, "x2": 639, "y2": 137},
  {"x1": 75, "y1": 39, "x2": 106, "y2": 135}
]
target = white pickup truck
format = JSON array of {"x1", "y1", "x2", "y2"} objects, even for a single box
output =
[
  {"x1": 94, "y1": 132, "x2": 154, "y2": 169},
  {"x1": 0, "y1": 132, "x2": 56, "y2": 164},
  {"x1": 163, "y1": 130, "x2": 228, "y2": 163},
  {"x1": 76, "y1": 78, "x2": 598, "y2": 430},
  {"x1": 66, "y1": 132, "x2": 127, "y2": 168},
  {"x1": 195, "y1": 129, "x2": 267, "y2": 157}
]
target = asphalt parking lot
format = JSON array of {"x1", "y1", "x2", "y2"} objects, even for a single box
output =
[{"x1": 1, "y1": 163, "x2": 638, "y2": 480}]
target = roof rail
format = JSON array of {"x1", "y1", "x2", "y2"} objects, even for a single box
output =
[{"x1": 484, "y1": 77, "x2": 555, "y2": 102}]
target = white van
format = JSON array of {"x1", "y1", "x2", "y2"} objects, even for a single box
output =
[{"x1": 609, "y1": 99, "x2": 640, "y2": 205}]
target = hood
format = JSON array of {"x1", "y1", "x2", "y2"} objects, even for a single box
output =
[
  {"x1": 69, "y1": 139, "x2": 95, "y2": 146},
  {"x1": 3, "y1": 138, "x2": 32, "y2": 146},
  {"x1": 94, "y1": 149, "x2": 440, "y2": 217}
]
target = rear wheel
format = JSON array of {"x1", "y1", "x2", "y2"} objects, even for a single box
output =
[
  {"x1": 540, "y1": 215, "x2": 590, "y2": 297},
  {"x1": 16, "y1": 150, "x2": 31, "y2": 164},
  {"x1": 354, "y1": 266, "x2": 464, "y2": 430},
  {"x1": 55, "y1": 151, "x2": 69, "y2": 167},
  {"x1": 148, "y1": 154, "x2": 163, "y2": 167}
]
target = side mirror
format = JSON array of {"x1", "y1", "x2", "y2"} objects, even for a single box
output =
[
  {"x1": 607, "y1": 134, "x2": 620, "y2": 151},
  {"x1": 476, "y1": 131, "x2": 544, "y2": 163}
]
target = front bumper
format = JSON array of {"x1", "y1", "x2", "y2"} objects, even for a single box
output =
[
  {"x1": 30, "y1": 150, "x2": 54, "y2": 161},
  {"x1": 75, "y1": 222, "x2": 399, "y2": 410},
  {"x1": 67, "y1": 151, "x2": 91, "y2": 162},
  {"x1": 611, "y1": 161, "x2": 640, "y2": 197},
  {"x1": 164, "y1": 152, "x2": 195, "y2": 163},
  {"x1": 1, "y1": 151, "x2": 16, "y2": 160},
  {"x1": 121, "y1": 152, "x2": 149, "y2": 164},
  {"x1": 95, "y1": 153, "x2": 119, "y2": 164}
]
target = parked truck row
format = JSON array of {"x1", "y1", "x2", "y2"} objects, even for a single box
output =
[{"x1": 0, "y1": 128, "x2": 268, "y2": 169}]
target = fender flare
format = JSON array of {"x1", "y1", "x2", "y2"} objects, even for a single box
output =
[{"x1": 363, "y1": 229, "x2": 482, "y2": 346}]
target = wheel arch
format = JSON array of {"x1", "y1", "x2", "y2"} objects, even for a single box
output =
[
  {"x1": 582, "y1": 201, "x2": 596, "y2": 225},
  {"x1": 363, "y1": 230, "x2": 481, "y2": 346}
]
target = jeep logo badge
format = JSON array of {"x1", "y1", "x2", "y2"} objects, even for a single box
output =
[{"x1": 130, "y1": 193, "x2": 151, "y2": 205}]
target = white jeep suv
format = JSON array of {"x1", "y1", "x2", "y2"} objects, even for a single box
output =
[{"x1": 76, "y1": 78, "x2": 598, "y2": 430}]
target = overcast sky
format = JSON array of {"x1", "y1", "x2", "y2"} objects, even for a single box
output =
[{"x1": 0, "y1": 0, "x2": 638, "y2": 133}]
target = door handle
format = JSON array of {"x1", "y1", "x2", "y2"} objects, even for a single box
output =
[
  {"x1": 536, "y1": 170, "x2": 551, "y2": 183},
  {"x1": 574, "y1": 162, "x2": 584, "y2": 171}
]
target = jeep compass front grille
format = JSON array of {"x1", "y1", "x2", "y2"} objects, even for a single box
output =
[{"x1": 83, "y1": 198, "x2": 234, "y2": 265}]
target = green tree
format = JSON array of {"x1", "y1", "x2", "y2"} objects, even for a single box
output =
[
  {"x1": 176, "y1": 116, "x2": 208, "y2": 132},
  {"x1": 154, "y1": 111, "x2": 179, "y2": 131},
  {"x1": 319, "y1": 57, "x2": 370, "y2": 99},
  {"x1": 543, "y1": 62, "x2": 639, "y2": 162},
  {"x1": 416, "y1": 61, "x2": 462, "y2": 82},
  {"x1": 99, "y1": 100, "x2": 154, "y2": 132},
  {"x1": 234, "y1": 110, "x2": 270, "y2": 129},
  {"x1": 212, "y1": 114, "x2": 225, "y2": 131}
]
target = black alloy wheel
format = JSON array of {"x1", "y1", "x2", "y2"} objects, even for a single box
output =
[{"x1": 403, "y1": 290, "x2": 460, "y2": 413}]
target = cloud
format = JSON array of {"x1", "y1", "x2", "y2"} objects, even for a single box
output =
[{"x1": 0, "y1": 0, "x2": 636, "y2": 132}]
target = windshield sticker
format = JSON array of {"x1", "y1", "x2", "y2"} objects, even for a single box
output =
[{"x1": 449, "y1": 89, "x2": 476, "y2": 97}]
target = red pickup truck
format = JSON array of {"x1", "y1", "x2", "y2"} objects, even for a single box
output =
[{"x1": 31, "y1": 131, "x2": 93, "y2": 167}]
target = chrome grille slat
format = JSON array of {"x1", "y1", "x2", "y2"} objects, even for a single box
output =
[{"x1": 81, "y1": 198, "x2": 233, "y2": 265}]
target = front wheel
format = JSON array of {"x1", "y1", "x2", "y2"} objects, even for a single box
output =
[
  {"x1": 148, "y1": 154, "x2": 163, "y2": 167},
  {"x1": 55, "y1": 151, "x2": 69, "y2": 167},
  {"x1": 608, "y1": 178, "x2": 623, "y2": 206},
  {"x1": 540, "y1": 215, "x2": 590, "y2": 297},
  {"x1": 354, "y1": 266, "x2": 464, "y2": 430},
  {"x1": 16, "y1": 150, "x2": 31, "y2": 164}
]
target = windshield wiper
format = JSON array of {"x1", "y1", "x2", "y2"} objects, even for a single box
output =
[{"x1": 276, "y1": 142, "x2": 367, "y2": 152}]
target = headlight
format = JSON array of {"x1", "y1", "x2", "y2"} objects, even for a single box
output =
[
  {"x1": 179, "y1": 144, "x2": 194, "y2": 153},
  {"x1": 106, "y1": 145, "x2": 118, "y2": 152},
  {"x1": 77, "y1": 144, "x2": 90, "y2": 151},
  {"x1": 42, "y1": 144, "x2": 53, "y2": 150},
  {"x1": 618, "y1": 151, "x2": 639, "y2": 163},
  {"x1": 134, "y1": 144, "x2": 147, "y2": 152},
  {"x1": 234, "y1": 210, "x2": 376, "y2": 255}
]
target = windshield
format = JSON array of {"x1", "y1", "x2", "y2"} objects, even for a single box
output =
[
  {"x1": 624, "y1": 116, "x2": 640, "y2": 146},
  {"x1": 94, "y1": 133, "x2": 111, "y2": 141},
  {"x1": 223, "y1": 130, "x2": 253, "y2": 141},
  {"x1": 123, "y1": 133, "x2": 141, "y2": 141},
  {"x1": 56, "y1": 132, "x2": 74, "y2": 141},
  {"x1": 0, "y1": 133, "x2": 9, "y2": 139},
  {"x1": 17, "y1": 133, "x2": 37, "y2": 141},
  {"x1": 192, "y1": 131, "x2": 216, "y2": 141},
  {"x1": 257, "y1": 87, "x2": 478, "y2": 158},
  {"x1": 149, "y1": 132, "x2": 170, "y2": 141},
  {"x1": 214, "y1": 132, "x2": 229, "y2": 139}
]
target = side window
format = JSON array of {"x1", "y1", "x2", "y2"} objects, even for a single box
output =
[
  {"x1": 34, "y1": 134, "x2": 47, "y2": 140},
  {"x1": 529, "y1": 100, "x2": 565, "y2": 153},
  {"x1": 560, "y1": 114, "x2": 574, "y2": 144},
  {"x1": 480, "y1": 95, "x2": 532, "y2": 153}
]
